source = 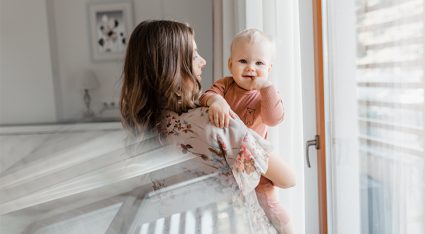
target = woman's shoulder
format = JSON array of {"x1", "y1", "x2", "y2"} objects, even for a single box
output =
[
  {"x1": 162, "y1": 107, "x2": 270, "y2": 147},
  {"x1": 165, "y1": 107, "x2": 209, "y2": 123},
  {"x1": 159, "y1": 108, "x2": 210, "y2": 137}
]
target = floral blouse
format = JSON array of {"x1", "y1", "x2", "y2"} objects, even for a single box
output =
[{"x1": 151, "y1": 107, "x2": 277, "y2": 233}]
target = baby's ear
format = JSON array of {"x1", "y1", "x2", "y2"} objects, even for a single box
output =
[
  {"x1": 268, "y1": 64, "x2": 273, "y2": 72},
  {"x1": 227, "y1": 58, "x2": 232, "y2": 71}
]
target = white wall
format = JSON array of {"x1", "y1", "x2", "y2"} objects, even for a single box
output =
[
  {"x1": 52, "y1": 0, "x2": 213, "y2": 122},
  {"x1": 0, "y1": 0, "x2": 213, "y2": 124},
  {"x1": 0, "y1": 0, "x2": 57, "y2": 124}
]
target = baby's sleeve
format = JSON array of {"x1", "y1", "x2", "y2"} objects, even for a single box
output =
[
  {"x1": 199, "y1": 77, "x2": 230, "y2": 106},
  {"x1": 260, "y1": 85, "x2": 285, "y2": 126},
  {"x1": 216, "y1": 118, "x2": 273, "y2": 195}
]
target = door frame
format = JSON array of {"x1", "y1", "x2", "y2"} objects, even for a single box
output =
[{"x1": 312, "y1": 0, "x2": 328, "y2": 233}]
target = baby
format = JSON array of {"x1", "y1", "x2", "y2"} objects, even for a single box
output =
[{"x1": 199, "y1": 29, "x2": 292, "y2": 233}]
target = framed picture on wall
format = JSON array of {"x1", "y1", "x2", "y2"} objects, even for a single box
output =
[{"x1": 89, "y1": 2, "x2": 132, "y2": 61}]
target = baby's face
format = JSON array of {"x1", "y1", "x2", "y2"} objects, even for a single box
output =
[{"x1": 228, "y1": 40, "x2": 273, "y2": 91}]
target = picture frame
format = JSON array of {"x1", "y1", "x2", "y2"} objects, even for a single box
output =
[{"x1": 88, "y1": 2, "x2": 132, "y2": 61}]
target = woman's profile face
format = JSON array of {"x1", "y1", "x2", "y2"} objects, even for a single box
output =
[{"x1": 192, "y1": 40, "x2": 206, "y2": 82}]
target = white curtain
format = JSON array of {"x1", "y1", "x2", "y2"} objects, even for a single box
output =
[
  {"x1": 264, "y1": 2, "x2": 306, "y2": 234},
  {"x1": 231, "y1": 1, "x2": 306, "y2": 233}
]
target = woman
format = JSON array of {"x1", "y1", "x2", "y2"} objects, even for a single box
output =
[{"x1": 120, "y1": 20, "x2": 295, "y2": 233}]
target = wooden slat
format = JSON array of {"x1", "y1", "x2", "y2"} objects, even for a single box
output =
[
  {"x1": 195, "y1": 208, "x2": 202, "y2": 234},
  {"x1": 179, "y1": 212, "x2": 186, "y2": 233},
  {"x1": 211, "y1": 204, "x2": 218, "y2": 234},
  {"x1": 106, "y1": 188, "x2": 149, "y2": 234},
  {"x1": 163, "y1": 216, "x2": 171, "y2": 233},
  {"x1": 147, "y1": 221, "x2": 155, "y2": 234}
]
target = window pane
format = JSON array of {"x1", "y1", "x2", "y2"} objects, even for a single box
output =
[
  {"x1": 356, "y1": 0, "x2": 425, "y2": 233},
  {"x1": 326, "y1": 0, "x2": 425, "y2": 233}
]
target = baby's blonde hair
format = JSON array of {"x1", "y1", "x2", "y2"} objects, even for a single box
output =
[{"x1": 230, "y1": 28, "x2": 275, "y2": 56}]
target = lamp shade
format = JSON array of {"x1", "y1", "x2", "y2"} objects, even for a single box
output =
[{"x1": 80, "y1": 70, "x2": 100, "y2": 90}]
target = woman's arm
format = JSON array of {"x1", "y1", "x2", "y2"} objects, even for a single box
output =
[
  {"x1": 222, "y1": 116, "x2": 295, "y2": 189},
  {"x1": 263, "y1": 152, "x2": 296, "y2": 188}
]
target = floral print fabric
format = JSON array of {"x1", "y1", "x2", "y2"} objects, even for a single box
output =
[{"x1": 157, "y1": 107, "x2": 277, "y2": 233}]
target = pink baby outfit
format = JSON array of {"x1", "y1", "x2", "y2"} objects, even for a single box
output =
[
  {"x1": 200, "y1": 76, "x2": 291, "y2": 233},
  {"x1": 200, "y1": 77, "x2": 284, "y2": 138}
]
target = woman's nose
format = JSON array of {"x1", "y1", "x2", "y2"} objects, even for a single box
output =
[{"x1": 201, "y1": 57, "x2": 207, "y2": 68}]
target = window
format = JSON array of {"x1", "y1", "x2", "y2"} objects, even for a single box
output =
[{"x1": 356, "y1": 0, "x2": 425, "y2": 232}]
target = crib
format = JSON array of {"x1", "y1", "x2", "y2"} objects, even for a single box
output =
[{"x1": 0, "y1": 122, "x2": 248, "y2": 234}]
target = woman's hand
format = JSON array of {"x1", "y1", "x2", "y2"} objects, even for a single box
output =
[
  {"x1": 208, "y1": 96, "x2": 237, "y2": 128},
  {"x1": 264, "y1": 152, "x2": 296, "y2": 189}
]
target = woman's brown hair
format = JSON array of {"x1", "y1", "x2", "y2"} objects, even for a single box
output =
[{"x1": 120, "y1": 20, "x2": 201, "y2": 133}]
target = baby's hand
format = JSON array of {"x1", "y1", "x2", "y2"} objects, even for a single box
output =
[
  {"x1": 209, "y1": 98, "x2": 237, "y2": 128},
  {"x1": 254, "y1": 78, "x2": 272, "y2": 90}
]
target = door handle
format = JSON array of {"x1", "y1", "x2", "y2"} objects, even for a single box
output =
[{"x1": 306, "y1": 135, "x2": 320, "y2": 168}]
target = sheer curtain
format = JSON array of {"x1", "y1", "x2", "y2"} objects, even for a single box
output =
[
  {"x1": 230, "y1": 1, "x2": 306, "y2": 234},
  {"x1": 325, "y1": 0, "x2": 425, "y2": 233},
  {"x1": 265, "y1": 2, "x2": 306, "y2": 234},
  {"x1": 268, "y1": 5, "x2": 305, "y2": 234}
]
